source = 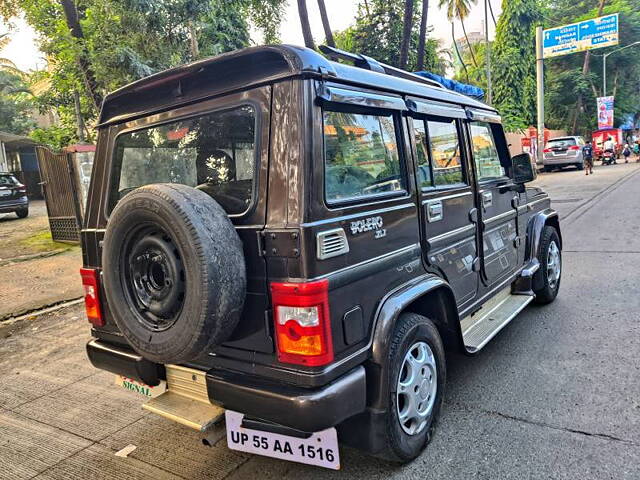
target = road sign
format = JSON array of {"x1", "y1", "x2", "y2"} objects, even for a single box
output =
[{"x1": 543, "y1": 13, "x2": 619, "y2": 58}]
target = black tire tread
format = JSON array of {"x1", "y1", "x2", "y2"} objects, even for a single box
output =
[{"x1": 533, "y1": 225, "x2": 561, "y2": 304}]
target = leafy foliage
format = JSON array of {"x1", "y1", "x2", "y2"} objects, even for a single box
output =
[
  {"x1": 492, "y1": 0, "x2": 541, "y2": 132},
  {"x1": 333, "y1": 0, "x2": 451, "y2": 74},
  {"x1": 544, "y1": 0, "x2": 640, "y2": 135},
  {"x1": 0, "y1": 70, "x2": 35, "y2": 134}
]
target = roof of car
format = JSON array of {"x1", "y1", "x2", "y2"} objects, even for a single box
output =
[{"x1": 99, "y1": 45, "x2": 495, "y2": 126}]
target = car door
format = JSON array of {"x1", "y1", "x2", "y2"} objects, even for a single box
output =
[
  {"x1": 407, "y1": 100, "x2": 479, "y2": 307},
  {"x1": 466, "y1": 113, "x2": 520, "y2": 287}
]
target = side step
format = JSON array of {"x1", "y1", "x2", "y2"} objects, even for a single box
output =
[
  {"x1": 461, "y1": 287, "x2": 534, "y2": 353},
  {"x1": 143, "y1": 364, "x2": 224, "y2": 432}
]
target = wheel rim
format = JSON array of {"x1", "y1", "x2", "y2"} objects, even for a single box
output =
[
  {"x1": 547, "y1": 240, "x2": 561, "y2": 289},
  {"x1": 396, "y1": 341, "x2": 437, "y2": 435},
  {"x1": 121, "y1": 225, "x2": 186, "y2": 331}
]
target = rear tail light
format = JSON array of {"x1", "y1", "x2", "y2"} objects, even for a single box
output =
[
  {"x1": 16, "y1": 185, "x2": 26, "y2": 194},
  {"x1": 569, "y1": 145, "x2": 580, "y2": 151},
  {"x1": 80, "y1": 268, "x2": 105, "y2": 327},
  {"x1": 543, "y1": 148, "x2": 551, "y2": 153},
  {"x1": 270, "y1": 279, "x2": 333, "y2": 366}
]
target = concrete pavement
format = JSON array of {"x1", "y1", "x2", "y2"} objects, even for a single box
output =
[{"x1": 1, "y1": 164, "x2": 639, "y2": 479}]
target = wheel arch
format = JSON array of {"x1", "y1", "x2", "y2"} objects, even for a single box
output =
[
  {"x1": 526, "y1": 208, "x2": 562, "y2": 262},
  {"x1": 368, "y1": 274, "x2": 461, "y2": 411}
]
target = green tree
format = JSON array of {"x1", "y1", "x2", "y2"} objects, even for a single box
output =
[
  {"x1": 0, "y1": 70, "x2": 35, "y2": 134},
  {"x1": 492, "y1": 0, "x2": 541, "y2": 132},
  {"x1": 544, "y1": 0, "x2": 640, "y2": 136},
  {"x1": 333, "y1": 0, "x2": 451, "y2": 74}
]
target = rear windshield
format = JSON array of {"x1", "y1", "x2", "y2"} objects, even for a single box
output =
[
  {"x1": 112, "y1": 105, "x2": 256, "y2": 215},
  {"x1": 0, "y1": 174, "x2": 17, "y2": 186},
  {"x1": 547, "y1": 138, "x2": 577, "y2": 148}
]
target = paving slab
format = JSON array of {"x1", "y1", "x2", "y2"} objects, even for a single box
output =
[
  {"x1": 33, "y1": 444, "x2": 182, "y2": 480},
  {"x1": 0, "y1": 409, "x2": 91, "y2": 480},
  {"x1": 100, "y1": 414, "x2": 249, "y2": 480},
  {"x1": 13, "y1": 371, "x2": 149, "y2": 442}
]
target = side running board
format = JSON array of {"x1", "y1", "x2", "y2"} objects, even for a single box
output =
[{"x1": 461, "y1": 287, "x2": 534, "y2": 353}]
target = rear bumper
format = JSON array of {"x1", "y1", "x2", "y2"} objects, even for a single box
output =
[
  {"x1": 0, "y1": 197, "x2": 28, "y2": 212},
  {"x1": 543, "y1": 155, "x2": 581, "y2": 165},
  {"x1": 86, "y1": 339, "x2": 367, "y2": 433}
]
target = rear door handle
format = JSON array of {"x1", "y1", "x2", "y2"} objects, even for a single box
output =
[
  {"x1": 481, "y1": 191, "x2": 492, "y2": 208},
  {"x1": 426, "y1": 200, "x2": 443, "y2": 222}
]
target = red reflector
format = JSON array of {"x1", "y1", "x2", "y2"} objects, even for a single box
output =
[
  {"x1": 543, "y1": 148, "x2": 551, "y2": 153},
  {"x1": 569, "y1": 145, "x2": 580, "y2": 151},
  {"x1": 271, "y1": 279, "x2": 333, "y2": 366},
  {"x1": 80, "y1": 268, "x2": 104, "y2": 327}
]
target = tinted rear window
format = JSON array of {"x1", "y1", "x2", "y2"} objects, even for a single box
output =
[
  {"x1": 112, "y1": 105, "x2": 256, "y2": 215},
  {"x1": 547, "y1": 138, "x2": 576, "y2": 148},
  {"x1": 0, "y1": 174, "x2": 17, "y2": 185}
]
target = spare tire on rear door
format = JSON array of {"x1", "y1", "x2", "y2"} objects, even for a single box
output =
[{"x1": 101, "y1": 183, "x2": 246, "y2": 364}]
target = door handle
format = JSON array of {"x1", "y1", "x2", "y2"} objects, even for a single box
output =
[
  {"x1": 426, "y1": 200, "x2": 443, "y2": 222},
  {"x1": 481, "y1": 191, "x2": 493, "y2": 208}
]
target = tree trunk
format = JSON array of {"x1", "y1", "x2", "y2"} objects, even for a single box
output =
[
  {"x1": 452, "y1": 22, "x2": 470, "y2": 83},
  {"x1": 73, "y1": 90, "x2": 85, "y2": 143},
  {"x1": 572, "y1": 0, "x2": 607, "y2": 132},
  {"x1": 59, "y1": 0, "x2": 102, "y2": 111},
  {"x1": 297, "y1": 0, "x2": 316, "y2": 50},
  {"x1": 188, "y1": 20, "x2": 199, "y2": 59},
  {"x1": 460, "y1": 16, "x2": 478, "y2": 68},
  {"x1": 316, "y1": 0, "x2": 335, "y2": 47},
  {"x1": 416, "y1": 0, "x2": 429, "y2": 70},
  {"x1": 399, "y1": 0, "x2": 414, "y2": 68}
]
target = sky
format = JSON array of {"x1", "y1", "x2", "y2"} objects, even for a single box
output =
[{"x1": 0, "y1": 0, "x2": 501, "y2": 73}]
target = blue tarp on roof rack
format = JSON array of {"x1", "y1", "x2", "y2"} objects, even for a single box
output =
[{"x1": 414, "y1": 71, "x2": 485, "y2": 100}]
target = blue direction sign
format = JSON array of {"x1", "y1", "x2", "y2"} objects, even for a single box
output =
[{"x1": 543, "y1": 13, "x2": 619, "y2": 58}]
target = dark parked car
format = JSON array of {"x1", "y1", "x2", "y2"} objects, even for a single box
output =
[
  {"x1": 81, "y1": 45, "x2": 562, "y2": 469},
  {"x1": 0, "y1": 172, "x2": 28, "y2": 218}
]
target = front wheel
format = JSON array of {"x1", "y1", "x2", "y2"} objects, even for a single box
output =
[
  {"x1": 533, "y1": 226, "x2": 562, "y2": 304},
  {"x1": 379, "y1": 313, "x2": 446, "y2": 463}
]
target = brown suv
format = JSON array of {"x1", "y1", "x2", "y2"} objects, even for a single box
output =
[{"x1": 81, "y1": 45, "x2": 562, "y2": 469}]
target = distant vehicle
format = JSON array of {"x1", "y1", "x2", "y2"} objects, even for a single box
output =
[
  {"x1": 592, "y1": 128, "x2": 623, "y2": 160},
  {"x1": 542, "y1": 136, "x2": 586, "y2": 171},
  {"x1": 0, "y1": 172, "x2": 28, "y2": 218}
]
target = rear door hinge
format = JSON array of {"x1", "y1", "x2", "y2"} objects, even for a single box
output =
[{"x1": 259, "y1": 230, "x2": 301, "y2": 258}]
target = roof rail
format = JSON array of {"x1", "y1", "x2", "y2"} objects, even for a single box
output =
[{"x1": 318, "y1": 45, "x2": 444, "y2": 90}]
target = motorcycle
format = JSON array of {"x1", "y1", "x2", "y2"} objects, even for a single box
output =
[{"x1": 602, "y1": 149, "x2": 616, "y2": 165}]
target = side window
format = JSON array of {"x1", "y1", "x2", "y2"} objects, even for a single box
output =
[
  {"x1": 470, "y1": 121, "x2": 506, "y2": 181},
  {"x1": 413, "y1": 117, "x2": 465, "y2": 188},
  {"x1": 323, "y1": 110, "x2": 404, "y2": 203},
  {"x1": 413, "y1": 120, "x2": 432, "y2": 188}
]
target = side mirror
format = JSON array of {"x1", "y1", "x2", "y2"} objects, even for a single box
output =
[{"x1": 511, "y1": 153, "x2": 536, "y2": 184}]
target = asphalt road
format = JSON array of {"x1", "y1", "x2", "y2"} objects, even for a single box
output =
[{"x1": 1, "y1": 164, "x2": 639, "y2": 479}]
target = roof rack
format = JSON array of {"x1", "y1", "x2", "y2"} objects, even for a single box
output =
[{"x1": 318, "y1": 45, "x2": 444, "y2": 90}]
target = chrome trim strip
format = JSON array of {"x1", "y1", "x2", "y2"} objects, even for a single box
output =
[
  {"x1": 421, "y1": 190, "x2": 472, "y2": 205},
  {"x1": 483, "y1": 210, "x2": 517, "y2": 226},
  {"x1": 302, "y1": 202, "x2": 415, "y2": 227}
]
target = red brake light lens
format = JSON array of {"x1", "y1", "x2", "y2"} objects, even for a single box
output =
[
  {"x1": 271, "y1": 279, "x2": 333, "y2": 366},
  {"x1": 543, "y1": 148, "x2": 551, "y2": 153},
  {"x1": 80, "y1": 268, "x2": 104, "y2": 327},
  {"x1": 569, "y1": 145, "x2": 580, "y2": 151}
]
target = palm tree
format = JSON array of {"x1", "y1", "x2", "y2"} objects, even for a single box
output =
[
  {"x1": 399, "y1": 0, "x2": 415, "y2": 69},
  {"x1": 438, "y1": 0, "x2": 478, "y2": 68},
  {"x1": 297, "y1": 0, "x2": 316, "y2": 49},
  {"x1": 416, "y1": 0, "x2": 430, "y2": 71},
  {"x1": 317, "y1": 0, "x2": 335, "y2": 47}
]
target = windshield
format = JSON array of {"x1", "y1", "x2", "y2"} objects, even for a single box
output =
[
  {"x1": 547, "y1": 138, "x2": 577, "y2": 148},
  {"x1": 112, "y1": 105, "x2": 256, "y2": 215},
  {"x1": 0, "y1": 174, "x2": 18, "y2": 186}
]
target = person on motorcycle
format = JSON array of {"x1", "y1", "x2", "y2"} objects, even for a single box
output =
[
  {"x1": 582, "y1": 140, "x2": 594, "y2": 175},
  {"x1": 603, "y1": 137, "x2": 616, "y2": 164}
]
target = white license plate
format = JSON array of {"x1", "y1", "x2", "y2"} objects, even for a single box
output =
[
  {"x1": 114, "y1": 375, "x2": 166, "y2": 398},
  {"x1": 225, "y1": 410, "x2": 340, "y2": 470}
]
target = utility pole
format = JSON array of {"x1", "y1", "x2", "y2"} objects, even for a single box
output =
[
  {"x1": 484, "y1": 0, "x2": 492, "y2": 104},
  {"x1": 535, "y1": 26, "x2": 544, "y2": 166}
]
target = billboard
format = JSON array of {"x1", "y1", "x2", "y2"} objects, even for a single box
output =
[
  {"x1": 543, "y1": 14, "x2": 619, "y2": 58},
  {"x1": 597, "y1": 96, "x2": 615, "y2": 129}
]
